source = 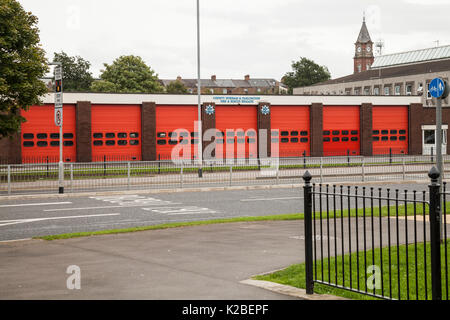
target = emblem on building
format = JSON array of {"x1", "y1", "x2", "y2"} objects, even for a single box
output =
[
  {"x1": 261, "y1": 105, "x2": 270, "y2": 115},
  {"x1": 205, "y1": 104, "x2": 215, "y2": 115}
]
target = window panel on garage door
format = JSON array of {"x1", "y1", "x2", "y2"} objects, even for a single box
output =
[
  {"x1": 323, "y1": 106, "x2": 360, "y2": 156},
  {"x1": 372, "y1": 106, "x2": 408, "y2": 155},
  {"x1": 155, "y1": 105, "x2": 198, "y2": 160},
  {"x1": 91, "y1": 105, "x2": 141, "y2": 161},
  {"x1": 271, "y1": 106, "x2": 310, "y2": 157},
  {"x1": 21, "y1": 105, "x2": 76, "y2": 163},
  {"x1": 215, "y1": 106, "x2": 257, "y2": 159}
]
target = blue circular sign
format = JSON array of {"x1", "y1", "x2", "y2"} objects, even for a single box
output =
[
  {"x1": 429, "y1": 78, "x2": 445, "y2": 98},
  {"x1": 205, "y1": 105, "x2": 215, "y2": 115},
  {"x1": 261, "y1": 105, "x2": 270, "y2": 115}
]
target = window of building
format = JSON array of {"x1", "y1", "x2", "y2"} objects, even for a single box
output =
[
  {"x1": 364, "y1": 88, "x2": 370, "y2": 95},
  {"x1": 23, "y1": 133, "x2": 34, "y2": 139},
  {"x1": 384, "y1": 87, "x2": 390, "y2": 96},
  {"x1": 406, "y1": 84, "x2": 413, "y2": 95},
  {"x1": 374, "y1": 87, "x2": 380, "y2": 96},
  {"x1": 357, "y1": 64, "x2": 362, "y2": 73},
  {"x1": 105, "y1": 133, "x2": 115, "y2": 138},
  {"x1": 394, "y1": 85, "x2": 401, "y2": 95},
  {"x1": 244, "y1": 89, "x2": 248, "y2": 94},
  {"x1": 37, "y1": 133, "x2": 47, "y2": 139},
  {"x1": 222, "y1": 88, "x2": 227, "y2": 94},
  {"x1": 354, "y1": 88, "x2": 360, "y2": 95}
]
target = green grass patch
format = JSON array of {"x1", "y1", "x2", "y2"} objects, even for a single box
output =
[
  {"x1": 34, "y1": 213, "x2": 305, "y2": 241},
  {"x1": 254, "y1": 240, "x2": 450, "y2": 300}
]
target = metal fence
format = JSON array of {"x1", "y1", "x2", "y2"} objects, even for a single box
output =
[
  {"x1": 0, "y1": 154, "x2": 449, "y2": 195},
  {"x1": 302, "y1": 168, "x2": 449, "y2": 300}
]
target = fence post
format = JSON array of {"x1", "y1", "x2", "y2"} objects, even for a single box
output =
[
  {"x1": 431, "y1": 147, "x2": 434, "y2": 163},
  {"x1": 320, "y1": 157, "x2": 323, "y2": 183},
  {"x1": 402, "y1": 157, "x2": 406, "y2": 180},
  {"x1": 361, "y1": 157, "x2": 365, "y2": 182},
  {"x1": 104, "y1": 155, "x2": 106, "y2": 177},
  {"x1": 303, "y1": 171, "x2": 314, "y2": 295},
  {"x1": 389, "y1": 148, "x2": 392, "y2": 164},
  {"x1": 303, "y1": 150, "x2": 306, "y2": 169},
  {"x1": 158, "y1": 154, "x2": 161, "y2": 174},
  {"x1": 70, "y1": 163, "x2": 73, "y2": 192},
  {"x1": 428, "y1": 166, "x2": 442, "y2": 301},
  {"x1": 127, "y1": 161, "x2": 131, "y2": 190},
  {"x1": 347, "y1": 150, "x2": 350, "y2": 166},
  {"x1": 229, "y1": 165, "x2": 233, "y2": 187},
  {"x1": 180, "y1": 162, "x2": 184, "y2": 188},
  {"x1": 7, "y1": 165, "x2": 11, "y2": 195}
]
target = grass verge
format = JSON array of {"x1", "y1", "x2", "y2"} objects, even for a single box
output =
[{"x1": 254, "y1": 240, "x2": 450, "y2": 300}]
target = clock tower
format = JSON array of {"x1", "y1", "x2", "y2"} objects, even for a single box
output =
[{"x1": 354, "y1": 16, "x2": 374, "y2": 74}]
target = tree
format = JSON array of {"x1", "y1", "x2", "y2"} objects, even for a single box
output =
[
  {"x1": 165, "y1": 80, "x2": 188, "y2": 94},
  {"x1": 91, "y1": 55, "x2": 164, "y2": 93},
  {"x1": 0, "y1": 0, "x2": 48, "y2": 138},
  {"x1": 53, "y1": 51, "x2": 93, "y2": 92},
  {"x1": 282, "y1": 57, "x2": 331, "y2": 94}
]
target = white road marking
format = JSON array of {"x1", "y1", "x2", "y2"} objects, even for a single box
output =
[
  {"x1": 43, "y1": 203, "x2": 181, "y2": 212},
  {"x1": 0, "y1": 202, "x2": 72, "y2": 208},
  {"x1": 0, "y1": 213, "x2": 120, "y2": 227},
  {"x1": 143, "y1": 206, "x2": 217, "y2": 215},
  {"x1": 240, "y1": 197, "x2": 303, "y2": 202}
]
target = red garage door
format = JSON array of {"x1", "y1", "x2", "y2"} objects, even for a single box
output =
[
  {"x1": 215, "y1": 106, "x2": 257, "y2": 159},
  {"x1": 323, "y1": 106, "x2": 360, "y2": 156},
  {"x1": 155, "y1": 105, "x2": 198, "y2": 160},
  {"x1": 372, "y1": 106, "x2": 408, "y2": 155},
  {"x1": 91, "y1": 105, "x2": 141, "y2": 161},
  {"x1": 271, "y1": 106, "x2": 310, "y2": 157},
  {"x1": 21, "y1": 105, "x2": 76, "y2": 163}
]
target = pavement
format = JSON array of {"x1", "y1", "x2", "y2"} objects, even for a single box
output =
[{"x1": 0, "y1": 220, "x2": 308, "y2": 300}]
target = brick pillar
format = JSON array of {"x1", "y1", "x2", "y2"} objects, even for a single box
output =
[
  {"x1": 360, "y1": 103, "x2": 373, "y2": 156},
  {"x1": 0, "y1": 133, "x2": 21, "y2": 164},
  {"x1": 310, "y1": 103, "x2": 323, "y2": 157},
  {"x1": 76, "y1": 101, "x2": 92, "y2": 162},
  {"x1": 257, "y1": 102, "x2": 271, "y2": 158},
  {"x1": 201, "y1": 102, "x2": 216, "y2": 159},
  {"x1": 141, "y1": 102, "x2": 156, "y2": 161},
  {"x1": 409, "y1": 103, "x2": 423, "y2": 155}
]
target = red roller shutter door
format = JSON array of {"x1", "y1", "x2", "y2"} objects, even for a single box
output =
[
  {"x1": 21, "y1": 105, "x2": 76, "y2": 163},
  {"x1": 155, "y1": 105, "x2": 198, "y2": 160},
  {"x1": 215, "y1": 106, "x2": 257, "y2": 159},
  {"x1": 372, "y1": 106, "x2": 408, "y2": 155},
  {"x1": 91, "y1": 105, "x2": 142, "y2": 161},
  {"x1": 323, "y1": 106, "x2": 360, "y2": 156},
  {"x1": 271, "y1": 106, "x2": 310, "y2": 157}
]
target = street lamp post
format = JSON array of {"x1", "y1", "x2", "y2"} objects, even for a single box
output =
[{"x1": 196, "y1": 0, "x2": 203, "y2": 178}]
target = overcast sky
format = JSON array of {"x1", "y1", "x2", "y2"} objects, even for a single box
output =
[{"x1": 19, "y1": 0, "x2": 450, "y2": 81}]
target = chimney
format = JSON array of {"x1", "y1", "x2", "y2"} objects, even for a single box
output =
[
  {"x1": 211, "y1": 75, "x2": 216, "y2": 81},
  {"x1": 244, "y1": 75, "x2": 250, "y2": 81},
  {"x1": 176, "y1": 76, "x2": 182, "y2": 81}
]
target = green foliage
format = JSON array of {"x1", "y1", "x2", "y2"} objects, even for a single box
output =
[
  {"x1": 53, "y1": 51, "x2": 93, "y2": 92},
  {"x1": 282, "y1": 57, "x2": 331, "y2": 94},
  {"x1": 0, "y1": 0, "x2": 48, "y2": 138},
  {"x1": 90, "y1": 80, "x2": 118, "y2": 93},
  {"x1": 165, "y1": 79, "x2": 188, "y2": 94},
  {"x1": 91, "y1": 55, "x2": 164, "y2": 93}
]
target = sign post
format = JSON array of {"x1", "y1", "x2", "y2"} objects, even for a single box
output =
[
  {"x1": 429, "y1": 77, "x2": 450, "y2": 240},
  {"x1": 54, "y1": 63, "x2": 64, "y2": 194}
]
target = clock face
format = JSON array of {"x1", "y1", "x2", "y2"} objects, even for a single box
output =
[
  {"x1": 366, "y1": 46, "x2": 371, "y2": 52},
  {"x1": 357, "y1": 46, "x2": 362, "y2": 53}
]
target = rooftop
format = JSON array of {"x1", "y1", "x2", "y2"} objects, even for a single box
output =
[{"x1": 371, "y1": 44, "x2": 450, "y2": 69}]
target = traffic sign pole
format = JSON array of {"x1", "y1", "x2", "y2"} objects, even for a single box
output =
[
  {"x1": 429, "y1": 77, "x2": 450, "y2": 241},
  {"x1": 52, "y1": 62, "x2": 64, "y2": 194}
]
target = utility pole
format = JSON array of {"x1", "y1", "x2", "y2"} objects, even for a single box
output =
[
  {"x1": 196, "y1": 0, "x2": 203, "y2": 178},
  {"x1": 50, "y1": 62, "x2": 64, "y2": 194}
]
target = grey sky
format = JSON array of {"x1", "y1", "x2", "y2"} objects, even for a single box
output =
[{"x1": 19, "y1": 0, "x2": 450, "y2": 81}]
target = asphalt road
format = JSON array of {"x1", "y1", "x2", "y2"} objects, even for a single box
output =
[{"x1": 0, "y1": 182, "x2": 429, "y2": 241}]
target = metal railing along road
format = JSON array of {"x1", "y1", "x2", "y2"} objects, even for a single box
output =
[
  {"x1": 1, "y1": 154, "x2": 450, "y2": 195},
  {"x1": 302, "y1": 168, "x2": 450, "y2": 300}
]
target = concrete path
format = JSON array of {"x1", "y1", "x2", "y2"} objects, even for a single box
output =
[{"x1": 0, "y1": 220, "x2": 306, "y2": 300}]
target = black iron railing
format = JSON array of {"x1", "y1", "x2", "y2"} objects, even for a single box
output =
[{"x1": 303, "y1": 167, "x2": 449, "y2": 300}]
